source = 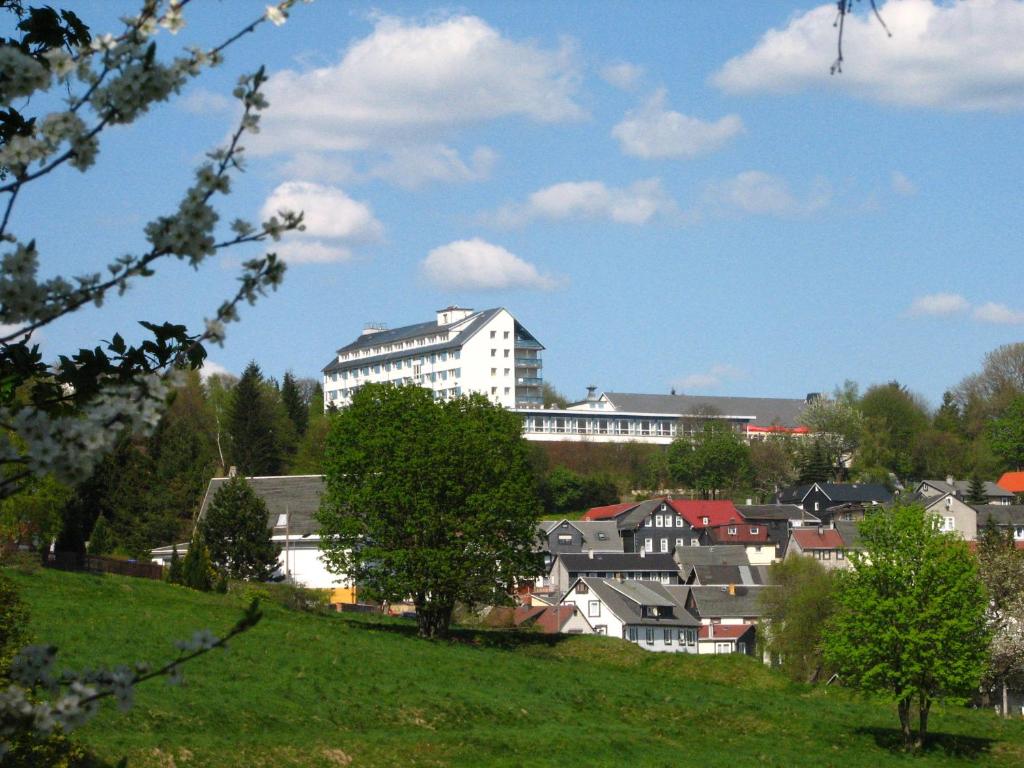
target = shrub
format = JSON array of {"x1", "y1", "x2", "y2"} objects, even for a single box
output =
[{"x1": 0, "y1": 570, "x2": 29, "y2": 677}]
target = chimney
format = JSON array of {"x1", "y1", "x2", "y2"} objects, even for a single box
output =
[
  {"x1": 586, "y1": 385, "x2": 598, "y2": 402},
  {"x1": 946, "y1": 475, "x2": 955, "y2": 486},
  {"x1": 746, "y1": 498, "x2": 752, "y2": 506},
  {"x1": 587, "y1": 548, "x2": 594, "y2": 560},
  {"x1": 709, "y1": 624, "x2": 714, "y2": 639},
  {"x1": 817, "y1": 525, "x2": 823, "y2": 536},
  {"x1": 640, "y1": 547, "x2": 646, "y2": 559},
  {"x1": 228, "y1": 466, "x2": 237, "y2": 478},
  {"x1": 728, "y1": 584, "x2": 736, "y2": 596}
]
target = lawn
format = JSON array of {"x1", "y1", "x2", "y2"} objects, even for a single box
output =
[{"x1": 7, "y1": 567, "x2": 1024, "y2": 768}]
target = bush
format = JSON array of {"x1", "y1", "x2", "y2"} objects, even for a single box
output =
[
  {"x1": 237, "y1": 582, "x2": 331, "y2": 615},
  {"x1": 181, "y1": 534, "x2": 213, "y2": 592},
  {"x1": 0, "y1": 570, "x2": 29, "y2": 677},
  {"x1": 86, "y1": 514, "x2": 113, "y2": 556}
]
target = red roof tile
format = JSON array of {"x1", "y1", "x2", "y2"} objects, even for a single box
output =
[
  {"x1": 534, "y1": 605, "x2": 575, "y2": 634},
  {"x1": 582, "y1": 502, "x2": 638, "y2": 520},
  {"x1": 707, "y1": 524, "x2": 771, "y2": 544},
  {"x1": 698, "y1": 623, "x2": 754, "y2": 640},
  {"x1": 668, "y1": 500, "x2": 741, "y2": 529},
  {"x1": 792, "y1": 528, "x2": 844, "y2": 550},
  {"x1": 997, "y1": 472, "x2": 1024, "y2": 494}
]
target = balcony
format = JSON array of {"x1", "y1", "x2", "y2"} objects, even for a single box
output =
[
  {"x1": 514, "y1": 339, "x2": 543, "y2": 350},
  {"x1": 517, "y1": 377, "x2": 543, "y2": 386},
  {"x1": 517, "y1": 395, "x2": 544, "y2": 405},
  {"x1": 515, "y1": 357, "x2": 542, "y2": 368}
]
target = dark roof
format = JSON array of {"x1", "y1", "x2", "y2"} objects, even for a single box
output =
[
  {"x1": 601, "y1": 392, "x2": 808, "y2": 428},
  {"x1": 322, "y1": 308, "x2": 505, "y2": 373},
  {"x1": 976, "y1": 506, "x2": 1024, "y2": 527},
  {"x1": 674, "y1": 545, "x2": 749, "y2": 568},
  {"x1": 689, "y1": 564, "x2": 769, "y2": 586},
  {"x1": 777, "y1": 482, "x2": 892, "y2": 505},
  {"x1": 579, "y1": 578, "x2": 700, "y2": 628},
  {"x1": 197, "y1": 475, "x2": 325, "y2": 536},
  {"x1": 558, "y1": 552, "x2": 678, "y2": 573},
  {"x1": 684, "y1": 585, "x2": 769, "y2": 619},
  {"x1": 919, "y1": 479, "x2": 1013, "y2": 500},
  {"x1": 738, "y1": 504, "x2": 820, "y2": 523},
  {"x1": 834, "y1": 521, "x2": 862, "y2": 549}
]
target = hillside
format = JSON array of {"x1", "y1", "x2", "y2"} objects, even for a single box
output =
[{"x1": 7, "y1": 568, "x2": 1024, "y2": 768}]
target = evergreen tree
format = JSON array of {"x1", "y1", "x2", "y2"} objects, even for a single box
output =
[
  {"x1": 201, "y1": 476, "x2": 279, "y2": 580},
  {"x1": 167, "y1": 545, "x2": 183, "y2": 585},
  {"x1": 798, "y1": 440, "x2": 833, "y2": 484},
  {"x1": 228, "y1": 361, "x2": 284, "y2": 476},
  {"x1": 181, "y1": 533, "x2": 213, "y2": 592},
  {"x1": 87, "y1": 514, "x2": 113, "y2": 556},
  {"x1": 966, "y1": 473, "x2": 988, "y2": 504},
  {"x1": 280, "y1": 371, "x2": 309, "y2": 438}
]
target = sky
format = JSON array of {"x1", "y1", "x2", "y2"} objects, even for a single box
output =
[{"x1": 8, "y1": 0, "x2": 1024, "y2": 406}]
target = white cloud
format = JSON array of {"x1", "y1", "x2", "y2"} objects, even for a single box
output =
[
  {"x1": 422, "y1": 238, "x2": 560, "y2": 291},
  {"x1": 906, "y1": 292, "x2": 970, "y2": 316},
  {"x1": 891, "y1": 171, "x2": 917, "y2": 196},
  {"x1": 612, "y1": 89, "x2": 743, "y2": 159},
  {"x1": 674, "y1": 364, "x2": 744, "y2": 392},
  {"x1": 974, "y1": 301, "x2": 1024, "y2": 324},
  {"x1": 254, "y1": 14, "x2": 583, "y2": 157},
  {"x1": 601, "y1": 61, "x2": 644, "y2": 90},
  {"x1": 489, "y1": 178, "x2": 680, "y2": 227},
  {"x1": 199, "y1": 360, "x2": 233, "y2": 381},
  {"x1": 369, "y1": 145, "x2": 498, "y2": 189},
  {"x1": 703, "y1": 171, "x2": 831, "y2": 216},
  {"x1": 712, "y1": 0, "x2": 1024, "y2": 111},
  {"x1": 274, "y1": 240, "x2": 353, "y2": 264},
  {"x1": 261, "y1": 181, "x2": 383, "y2": 241},
  {"x1": 179, "y1": 88, "x2": 233, "y2": 114}
]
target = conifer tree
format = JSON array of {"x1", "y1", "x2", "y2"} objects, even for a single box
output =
[
  {"x1": 966, "y1": 473, "x2": 988, "y2": 504},
  {"x1": 167, "y1": 545, "x2": 183, "y2": 585},
  {"x1": 228, "y1": 361, "x2": 283, "y2": 476},
  {"x1": 280, "y1": 371, "x2": 309, "y2": 438},
  {"x1": 201, "y1": 476, "x2": 279, "y2": 580},
  {"x1": 87, "y1": 514, "x2": 113, "y2": 556},
  {"x1": 181, "y1": 533, "x2": 213, "y2": 592}
]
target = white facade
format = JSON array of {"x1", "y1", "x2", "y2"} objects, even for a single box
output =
[{"x1": 323, "y1": 307, "x2": 544, "y2": 410}]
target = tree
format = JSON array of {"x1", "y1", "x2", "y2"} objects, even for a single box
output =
[
  {"x1": 749, "y1": 438, "x2": 798, "y2": 500},
  {"x1": 986, "y1": 395, "x2": 1024, "y2": 471},
  {"x1": 228, "y1": 362, "x2": 285, "y2": 476},
  {"x1": 167, "y1": 544, "x2": 183, "y2": 585},
  {"x1": 200, "y1": 475, "x2": 279, "y2": 581},
  {"x1": 0, "y1": 474, "x2": 68, "y2": 552},
  {"x1": 668, "y1": 421, "x2": 752, "y2": 499},
  {"x1": 180, "y1": 532, "x2": 213, "y2": 592},
  {"x1": 823, "y1": 503, "x2": 989, "y2": 750},
  {"x1": 966, "y1": 473, "x2": 988, "y2": 505},
  {"x1": 796, "y1": 439, "x2": 834, "y2": 484},
  {"x1": 541, "y1": 381, "x2": 569, "y2": 409},
  {"x1": 280, "y1": 371, "x2": 309, "y2": 438},
  {"x1": 759, "y1": 555, "x2": 835, "y2": 682},
  {"x1": 87, "y1": 514, "x2": 113, "y2": 556},
  {"x1": 976, "y1": 519, "x2": 1024, "y2": 716},
  {"x1": 318, "y1": 384, "x2": 542, "y2": 638},
  {"x1": 801, "y1": 394, "x2": 863, "y2": 477},
  {"x1": 855, "y1": 382, "x2": 930, "y2": 481}
]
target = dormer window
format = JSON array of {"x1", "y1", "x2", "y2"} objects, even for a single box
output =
[
  {"x1": 702, "y1": 517, "x2": 709, "y2": 525},
  {"x1": 660, "y1": 502, "x2": 667, "y2": 512}
]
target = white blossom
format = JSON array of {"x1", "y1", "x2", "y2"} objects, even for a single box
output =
[{"x1": 266, "y1": 5, "x2": 288, "y2": 26}]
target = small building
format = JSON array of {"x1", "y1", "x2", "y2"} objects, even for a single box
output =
[
  {"x1": 976, "y1": 506, "x2": 1024, "y2": 542},
  {"x1": 696, "y1": 623, "x2": 757, "y2": 656},
  {"x1": 776, "y1": 482, "x2": 892, "y2": 520},
  {"x1": 548, "y1": 551, "x2": 680, "y2": 595},
  {"x1": 917, "y1": 477, "x2": 1014, "y2": 506},
  {"x1": 785, "y1": 523, "x2": 861, "y2": 570}
]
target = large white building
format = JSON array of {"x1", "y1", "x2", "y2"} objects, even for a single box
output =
[{"x1": 322, "y1": 307, "x2": 544, "y2": 410}]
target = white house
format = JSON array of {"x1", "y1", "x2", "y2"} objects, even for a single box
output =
[{"x1": 322, "y1": 306, "x2": 544, "y2": 410}]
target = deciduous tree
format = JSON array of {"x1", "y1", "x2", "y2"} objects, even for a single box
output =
[
  {"x1": 823, "y1": 503, "x2": 989, "y2": 750},
  {"x1": 318, "y1": 384, "x2": 542, "y2": 638},
  {"x1": 668, "y1": 421, "x2": 752, "y2": 499},
  {"x1": 759, "y1": 555, "x2": 835, "y2": 682}
]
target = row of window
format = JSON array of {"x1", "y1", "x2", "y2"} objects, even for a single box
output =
[
  {"x1": 645, "y1": 514, "x2": 686, "y2": 529},
  {"x1": 626, "y1": 626, "x2": 697, "y2": 646},
  {"x1": 489, "y1": 330, "x2": 511, "y2": 340},
  {"x1": 331, "y1": 350, "x2": 462, "y2": 381},
  {"x1": 521, "y1": 416, "x2": 749, "y2": 437},
  {"x1": 643, "y1": 537, "x2": 694, "y2": 553},
  {"x1": 573, "y1": 571, "x2": 676, "y2": 584},
  {"x1": 811, "y1": 549, "x2": 845, "y2": 560},
  {"x1": 339, "y1": 334, "x2": 453, "y2": 362}
]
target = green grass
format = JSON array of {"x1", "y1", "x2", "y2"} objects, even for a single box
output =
[{"x1": 7, "y1": 567, "x2": 1024, "y2": 768}]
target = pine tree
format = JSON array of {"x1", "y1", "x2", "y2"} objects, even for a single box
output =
[
  {"x1": 181, "y1": 533, "x2": 213, "y2": 592},
  {"x1": 967, "y1": 473, "x2": 988, "y2": 504},
  {"x1": 87, "y1": 514, "x2": 113, "y2": 556},
  {"x1": 228, "y1": 361, "x2": 283, "y2": 476},
  {"x1": 798, "y1": 440, "x2": 833, "y2": 484},
  {"x1": 201, "y1": 476, "x2": 279, "y2": 580},
  {"x1": 281, "y1": 371, "x2": 309, "y2": 438},
  {"x1": 167, "y1": 545, "x2": 183, "y2": 584}
]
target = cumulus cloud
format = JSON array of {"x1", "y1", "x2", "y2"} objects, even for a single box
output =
[
  {"x1": 712, "y1": 0, "x2": 1024, "y2": 111},
  {"x1": 488, "y1": 178, "x2": 680, "y2": 227},
  {"x1": 179, "y1": 88, "x2": 233, "y2": 114},
  {"x1": 261, "y1": 181, "x2": 383, "y2": 241},
  {"x1": 674, "y1": 364, "x2": 744, "y2": 392},
  {"x1": 274, "y1": 241, "x2": 354, "y2": 264},
  {"x1": 253, "y1": 14, "x2": 582, "y2": 159},
  {"x1": 703, "y1": 171, "x2": 831, "y2": 217},
  {"x1": 612, "y1": 89, "x2": 743, "y2": 159},
  {"x1": 906, "y1": 292, "x2": 970, "y2": 316},
  {"x1": 974, "y1": 302, "x2": 1024, "y2": 324},
  {"x1": 601, "y1": 61, "x2": 644, "y2": 90},
  {"x1": 199, "y1": 360, "x2": 233, "y2": 381},
  {"x1": 891, "y1": 171, "x2": 917, "y2": 196},
  {"x1": 422, "y1": 238, "x2": 560, "y2": 291}
]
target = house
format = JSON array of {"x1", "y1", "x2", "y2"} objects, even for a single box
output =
[
  {"x1": 559, "y1": 577, "x2": 701, "y2": 652},
  {"x1": 785, "y1": 522, "x2": 861, "y2": 570},
  {"x1": 322, "y1": 307, "x2": 545, "y2": 410},
  {"x1": 679, "y1": 584, "x2": 766, "y2": 655},
  {"x1": 580, "y1": 497, "x2": 721, "y2": 554},
  {"x1": 904, "y1": 491, "x2": 977, "y2": 540},
  {"x1": 534, "y1": 519, "x2": 624, "y2": 592},
  {"x1": 701, "y1": 523, "x2": 781, "y2": 565},
  {"x1": 696, "y1": 623, "x2": 757, "y2": 656},
  {"x1": 682, "y1": 563, "x2": 770, "y2": 587},
  {"x1": 917, "y1": 477, "x2": 1013, "y2": 506},
  {"x1": 548, "y1": 551, "x2": 680, "y2": 595},
  {"x1": 150, "y1": 474, "x2": 355, "y2": 600},
  {"x1": 776, "y1": 482, "x2": 892, "y2": 520},
  {"x1": 997, "y1": 472, "x2": 1024, "y2": 497},
  {"x1": 738, "y1": 503, "x2": 820, "y2": 527},
  {"x1": 674, "y1": 544, "x2": 750, "y2": 569},
  {"x1": 976, "y1": 506, "x2": 1024, "y2": 543},
  {"x1": 513, "y1": 604, "x2": 590, "y2": 634}
]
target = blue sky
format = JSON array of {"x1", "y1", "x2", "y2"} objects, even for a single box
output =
[{"x1": 12, "y1": 0, "x2": 1024, "y2": 406}]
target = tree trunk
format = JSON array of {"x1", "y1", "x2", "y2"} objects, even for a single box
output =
[
  {"x1": 1003, "y1": 681, "x2": 1010, "y2": 719},
  {"x1": 898, "y1": 697, "x2": 913, "y2": 750},
  {"x1": 415, "y1": 599, "x2": 453, "y2": 639},
  {"x1": 916, "y1": 695, "x2": 931, "y2": 751}
]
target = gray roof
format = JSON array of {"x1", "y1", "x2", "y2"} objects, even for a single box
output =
[
  {"x1": 323, "y1": 308, "x2": 508, "y2": 373},
  {"x1": 738, "y1": 504, "x2": 820, "y2": 523},
  {"x1": 601, "y1": 392, "x2": 808, "y2": 428},
  {"x1": 684, "y1": 585, "x2": 769, "y2": 620},
  {"x1": 777, "y1": 482, "x2": 892, "y2": 505},
  {"x1": 558, "y1": 552, "x2": 678, "y2": 573},
  {"x1": 614, "y1": 498, "x2": 665, "y2": 530},
  {"x1": 580, "y1": 578, "x2": 700, "y2": 627},
  {"x1": 919, "y1": 479, "x2": 1013, "y2": 500},
  {"x1": 197, "y1": 475, "x2": 325, "y2": 537},
  {"x1": 976, "y1": 506, "x2": 1024, "y2": 527},
  {"x1": 834, "y1": 521, "x2": 863, "y2": 549},
  {"x1": 674, "y1": 545, "x2": 750, "y2": 568},
  {"x1": 688, "y1": 564, "x2": 769, "y2": 586},
  {"x1": 573, "y1": 520, "x2": 626, "y2": 549}
]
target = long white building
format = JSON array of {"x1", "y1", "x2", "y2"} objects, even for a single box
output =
[{"x1": 322, "y1": 307, "x2": 544, "y2": 409}]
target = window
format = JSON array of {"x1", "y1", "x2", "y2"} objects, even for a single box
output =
[
  {"x1": 504, "y1": 387, "x2": 510, "y2": 395},
  {"x1": 491, "y1": 368, "x2": 497, "y2": 376},
  {"x1": 628, "y1": 626, "x2": 639, "y2": 642},
  {"x1": 594, "y1": 625, "x2": 607, "y2": 636},
  {"x1": 655, "y1": 514, "x2": 663, "y2": 527},
  {"x1": 644, "y1": 517, "x2": 651, "y2": 528},
  {"x1": 663, "y1": 628, "x2": 673, "y2": 645},
  {"x1": 588, "y1": 601, "x2": 601, "y2": 618},
  {"x1": 490, "y1": 330, "x2": 496, "y2": 338},
  {"x1": 491, "y1": 349, "x2": 496, "y2": 357},
  {"x1": 823, "y1": 550, "x2": 832, "y2": 560},
  {"x1": 749, "y1": 527, "x2": 759, "y2": 535},
  {"x1": 504, "y1": 349, "x2": 510, "y2": 358},
  {"x1": 702, "y1": 517, "x2": 709, "y2": 525},
  {"x1": 491, "y1": 387, "x2": 497, "y2": 395},
  {"x1": 837, "y1": 550, "x2": 845, "y2": 560},
  {"x1": 503, "y1": 331, "x2": 510, "y2": 339},
  {"x1": 727, "y1": 526, "x2": 737, "y2": 535},
  {"x1": 504, "y1": 368, "x2": 510, "y2": 376},
  {"x1": 675, "y1": 538, "x2": 684, "y2": 547},
  {"x1": 660, "y1": 538, "x2": 668, "y2": 553},
  {"x1": 814, "y1": 502, "x2": 820, "y2": 512},
  {"x1": 557, "y1": 534, "x2": 572, "y2": 545},
  {"x1": 644, "y1": 539, "x2": 653, "y2": 553},
  {"x1": 575, "y1": 582, "x2": 589, "y2": 594},
  {"x1": 645, "y1": 628, "x2": 655, "y2": 645},
  {"x1": 676, "y1": 516, "x2": 684, "y2": 527}
]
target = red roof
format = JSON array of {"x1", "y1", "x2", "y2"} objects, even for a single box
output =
[
  {"x1": 707, "y1": 524, "x2": 771, "y2": 544},
  {"x1": 698, "y1": 623, "x2": 754, "y2": 640},
  {"x1": 997, "y1": 472, "x2": 1024, "y2": 494},
  {"x1": 668, "y1": 500, "x2": 741, "y2": 529},
  {"x1": 792, "y1": 528, "x2": 844, "y2": 550},
  {"x1": 582, "y1": 502, "x2": 638, "y2": 520},
  {"x1": 746, "y1": 425, "x2": 810, "y2": 434}
]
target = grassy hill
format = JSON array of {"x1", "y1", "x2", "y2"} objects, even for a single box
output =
[{"x1": 6, "y1": 568, "x2": 1024, "y2": 768}]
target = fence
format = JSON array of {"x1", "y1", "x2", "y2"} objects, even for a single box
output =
[{"x1": 45, "y1": 551, "x2": 164, "y2": 581}]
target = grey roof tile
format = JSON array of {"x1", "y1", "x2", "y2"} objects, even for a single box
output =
[{"x1": 602, "y1": 392, "x2": 808, "y2": 428}]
